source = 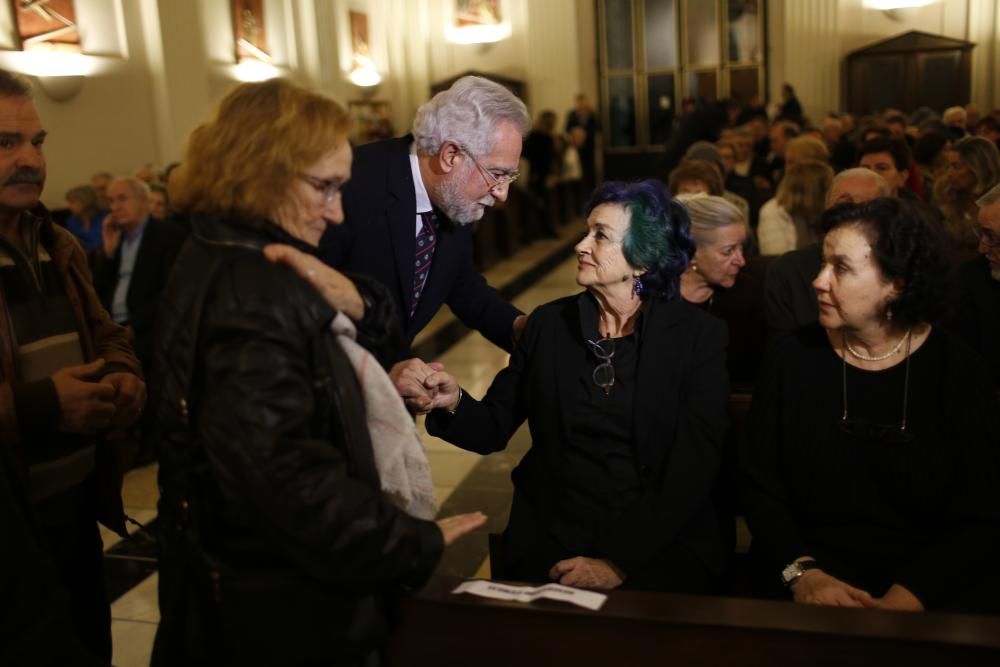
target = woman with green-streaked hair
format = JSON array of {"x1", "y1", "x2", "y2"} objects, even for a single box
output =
[{"x1": 409, "y1": 178, "x2": 731, "y2": 593}]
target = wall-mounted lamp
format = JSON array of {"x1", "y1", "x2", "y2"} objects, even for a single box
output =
[
  {"x1": 232, "y1": 39, "x2": 278, "y2": 81},
  {"x1": 348, "y1": 55, "x2": 381, "y2": 88},
  {"x1": 863, "y1": 0, "x2": 936, "y2": 8},
  {"x1": 5, "y1": 49, "x2": 91, "y2": 102}
]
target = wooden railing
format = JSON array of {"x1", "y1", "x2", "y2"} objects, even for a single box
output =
[{"x1": 386, "y1": 576, "x2": 1000, "y2": 666}]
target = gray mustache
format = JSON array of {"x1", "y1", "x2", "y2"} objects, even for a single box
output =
[{"x1": 5, "y1": 170, "x2": 43, "y2": 186}]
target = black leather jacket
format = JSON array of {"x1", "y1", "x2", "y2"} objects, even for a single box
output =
[{"x1": 150, "y1": 215, "x2": 443, "y2": 666}]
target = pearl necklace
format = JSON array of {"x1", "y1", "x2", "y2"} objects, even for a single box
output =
[{"x1": 844, "y1": 329, "x2": 911, "y2": 362}]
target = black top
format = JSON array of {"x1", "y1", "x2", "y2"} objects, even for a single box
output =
[
  {"x1": 742, "y1": 324, "x2": 1000, "y2": 610},
  {"x1": 763, "y1": 243, "x2": 821, "y2": 333},
  {"x1": 320, "y1": 135, "x2": 522, "y2": 356},
  {"x1": 427, "y1": 291, "x2": 730, "y2": 591},
  {"x1": 565, "y1": 332, "x2": 641, "y2": 550},
  {"x1": 952, "y1": 255, "x2": 1000, "y2": 393},
  {"x1": 151, "y1": 215, "x2": 442, "y2": 663},
  {"x1": 688, "y1": 269, "x2": 767, "y2": 389}
]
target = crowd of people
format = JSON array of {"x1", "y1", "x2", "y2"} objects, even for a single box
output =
[{"x1": 1, "y1": 64, "x2": 998, "y2": 667}]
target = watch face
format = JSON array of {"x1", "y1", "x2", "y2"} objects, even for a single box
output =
[{"x1": 781, "y1": 563, "x2": 801, "y2": 585}]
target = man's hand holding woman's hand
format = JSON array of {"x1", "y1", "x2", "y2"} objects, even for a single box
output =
[{"x1": 389, "y1": 359, "x2": 461, "y2": 414}]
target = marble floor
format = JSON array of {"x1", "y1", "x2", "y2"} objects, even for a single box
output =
[{"x1": 107, "y1": 223, "x2": 585, "y2": 665}]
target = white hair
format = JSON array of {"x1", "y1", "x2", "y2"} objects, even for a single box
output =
[
  {"x1": 976, "y1": 181, "x2": 1000, "y2": 207},
  {"x1": 943, "y1": 106, "x2": 967, "y2": 124},
  {"x1": 412, "y1": 76, "x2": 530, "y2": 157},
  {"x1": 674, "y1": 192, "x2": 745, "y2": 245},
  {"x1": 826, "y1": 167, "x2": 891, "y2": 205},
  {"x1": 111, "y1": 175, "x2": 151, "y2": 200}
]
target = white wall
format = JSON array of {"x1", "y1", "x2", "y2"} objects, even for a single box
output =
[
  {"x1": 0, "y1": 0, "x2": 595, "y2": 208},
  {"x1": 768, "y1": 0, "x2": 1000, "y2": 122}
]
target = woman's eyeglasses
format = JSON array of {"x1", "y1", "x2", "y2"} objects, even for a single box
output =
[
  {"x1": 586, "y1": 338, "x2": 615, "y2": 395},
  {"x1": 299, "y1": 173, "x2": 342, "y2": 204}
]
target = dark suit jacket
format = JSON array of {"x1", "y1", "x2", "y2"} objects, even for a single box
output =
[
  {"x1": 95, "y1": 217, "x2": 186, "y2": 371},
  {"x1": 320, "y1": 136, "x2": 521, "y2": 355},
  {"x1": 427, "y1": 292, "x2": 730, "y2": 585}
]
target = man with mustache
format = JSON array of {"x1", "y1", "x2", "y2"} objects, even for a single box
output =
[
  {"x1": 320, "y1": 76, "x2": 530, "y2": 403},
  {"x1": 0, "y1": 69, "x2": 143, "y2": 662}
]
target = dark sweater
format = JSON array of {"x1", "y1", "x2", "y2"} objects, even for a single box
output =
[{"x1": 742, "y1": 325, "x2": 1000, "y2": 611}]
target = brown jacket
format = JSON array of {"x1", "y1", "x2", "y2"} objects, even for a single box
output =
[{"x1": 0, "y1": 209, "x2": 142, "y2": 535}]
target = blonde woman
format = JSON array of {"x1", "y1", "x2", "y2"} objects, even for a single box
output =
[{"x1": 758, "y1": 160, "x2": 834, "y2": 255}]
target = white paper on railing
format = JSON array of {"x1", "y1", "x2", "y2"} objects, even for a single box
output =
[{"x1": 451, "y1": 579, "x2": 608, "y2": 611}]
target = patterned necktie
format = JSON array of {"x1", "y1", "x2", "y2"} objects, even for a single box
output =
[{"x1": 411, "y1": 211, "x2": 437, "y2": 318}]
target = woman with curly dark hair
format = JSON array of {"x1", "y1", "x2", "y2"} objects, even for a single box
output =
[
  {"x1": 414, "y1": 179, "x2": 731, "y2": 593},
  {"x1": 742, "y1": 197, "x2": 1000, "y2": 613}
]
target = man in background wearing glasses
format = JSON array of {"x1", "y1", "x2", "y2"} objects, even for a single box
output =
[
  {"x1": 320, "y1": 76, "x2": 531, "y2": 386},
  {"x1": 953, "y1": 182, "x2": 1000, "y2": 393}
]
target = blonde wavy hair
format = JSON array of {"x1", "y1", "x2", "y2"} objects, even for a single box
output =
[
  {"x1": 777, "y1": 160, "x2": 834, "y2": 227},
  {"x1": 170, "y1": 78, "x2": 351, "y2": 221}
]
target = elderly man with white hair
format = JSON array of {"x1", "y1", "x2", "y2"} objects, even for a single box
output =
[
  {"x1": 94, "y1": 176, "x2": 186, "y2": 373},
  {"x1": 943, "y1": 105, "x2": 968, "y2": 137},
  {"x1": 322, "y1": 76, "x2": 530, "y2": 355}
]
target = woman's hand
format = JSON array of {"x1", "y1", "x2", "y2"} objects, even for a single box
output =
[
  {"x1": 548, "y1": 557, "x2": 625, "y2": 590},
  {"x1": 389, "y1": 359, "x2": 445, "y2": 414},
  {"x1": 877, "y1": 584, "x2": 924, "y2": 612},
  {"x1": 791, "y1": 569, "x2": 878, "y2": 608},
  {"x1": 423, "y1": 368, "x2": 462, "y2": 412},
  {"x1": 263, "y1": 244, "x2": 364, "y2": 320},
  {"x1": 436, "y1": 512, "x2": 487, "y2": 546}
]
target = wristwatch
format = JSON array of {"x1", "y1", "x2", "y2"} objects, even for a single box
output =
[{"x1": 781, "y1": 559, "x2": 820, "y2": 587}]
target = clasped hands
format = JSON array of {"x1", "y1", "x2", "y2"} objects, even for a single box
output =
[
  {"x1": 791, "y1": 568, "x2": 924, "y2": 611},
  {"x1": 389, "y1": 358, "x2": 461, "y2": 415},
  {"x1": 549, "y1": 556, "x2": 625, "y2": 590},
  {"x1": 52, "y1": 359, "x2": 146, "y2": 434}
]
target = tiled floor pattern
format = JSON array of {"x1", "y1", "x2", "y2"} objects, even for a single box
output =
[{"x1": 107, "y1": 224, "x2": 585, "y2": 665}]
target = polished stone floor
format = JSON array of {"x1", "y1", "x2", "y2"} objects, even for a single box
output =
[{"x1": 106, "y1": 224, "x2": 584, "y2": 665}]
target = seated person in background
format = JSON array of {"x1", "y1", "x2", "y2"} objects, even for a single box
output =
[
  {"x1": 676, "y1": 193, "x2": 763, "y2": 386},
  {"x1": 934, "y1": 135, "x2": 1000, "y2": 255},
  {"x1": 743, "y1": 198, "x2": 1000, "y2": 613},
  {"x1": 415, "y1": 180, "x2": 731, "y2": 593},
  {"x1": 149, "y1": 184, "x2": 170, "y2": 222},
  {"x1": 681, "y1": 141, "x2": 752, "y2": 226},
  {"x1": 952, "y1": 183, "x2": 1000, "y2": 392},
  {"x1": 91, "y1": 171, "x2": 111, "y2": 211},
  {"x1": 94, "y1": 177, "x2": 185, "y2": 372},
  {"x1": 763, "y1": 168, "x2": 890, "y2": 332},
  {"x1": 757, "y1": 160, "x2": 833, "y2": 255},
  {"x1": 64, "y1": 184, "x2": 106, "y2": 253},
  {"x1": 857, "y1": 136, "x2": 917, "y2": 200}
]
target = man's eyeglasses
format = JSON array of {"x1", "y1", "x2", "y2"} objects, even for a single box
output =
[
  {"x1": 975, "y1": 225, "x2": 1000, "y2": 249},
  {"x1": 586, "y1": 338, "x2": 615, "y2": 396},
  {"x1": 457, "y1": 144, "x2": 519, "y2": 193},
  {"x1": 299, "y1": 173, "x2": 342, "y2": 204}
]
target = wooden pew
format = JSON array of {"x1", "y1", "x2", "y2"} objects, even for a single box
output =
[{"x1": 386, "y1": 576, "x2": 1000, "y2": 666}]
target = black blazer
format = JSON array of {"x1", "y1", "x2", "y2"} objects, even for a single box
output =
[
  {"x1": 320, "y1": 135, "x2": 521, "y2": 355},
  {"x1": 95, "y1": 217, "x2": 186, "y2": 370},
  {"x1": 427, "y1": 292, "x2": 730, "y2": 582}
]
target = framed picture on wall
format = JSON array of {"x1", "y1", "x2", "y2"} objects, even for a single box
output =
[
  {"x1": 348, "y1": 101, "x2": 394, "y2": 146},
  {"x1": 455, "y1": 0, "x2": 502, "y2": 27},
  {"x1": 11, "y1": 0, "x2": 81, "y2": 51},
  {"x1": 232, "y1": 0, "x2": 269, "y2": 61}
]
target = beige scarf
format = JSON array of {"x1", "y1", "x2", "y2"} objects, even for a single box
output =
[{"x1": 330, "y1": 312, "x2": 438, "y2": 520}]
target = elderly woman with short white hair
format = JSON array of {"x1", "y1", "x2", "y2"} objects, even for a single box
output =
[{"x1": 678, "y1": 193, "x2": 764, "y2": 386}]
